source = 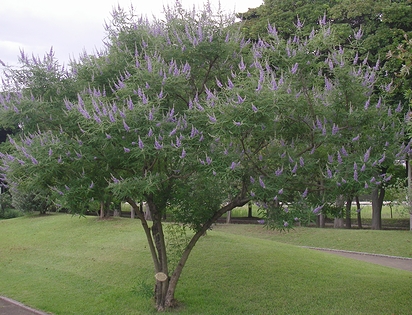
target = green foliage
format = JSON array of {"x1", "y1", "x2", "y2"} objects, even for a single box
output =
[
  {"x1": 131, "y1": 279, "x2": 154, "y2": 300},
  {"x1": 164, "y1": 223, "x2": 191, "y2": 271},
  {"x1": 0, "y1": 191, "x2": 22, "y2": 219},
  {"x1": 10, "y1": 188, "x2": 51, "y2": 214}
]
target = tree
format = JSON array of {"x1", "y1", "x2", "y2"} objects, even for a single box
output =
[{"x1": 0, "y1": 3, "x2": 408, "y2": 312}]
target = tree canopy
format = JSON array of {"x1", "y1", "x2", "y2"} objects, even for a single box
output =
[{"x1": 0, "y1": 1, "x2": 410, "y2": 311}]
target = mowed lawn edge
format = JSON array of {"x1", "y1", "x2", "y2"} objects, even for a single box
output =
[{"x1": 0, "y1": 214, "x2": 411, "y2": 315}]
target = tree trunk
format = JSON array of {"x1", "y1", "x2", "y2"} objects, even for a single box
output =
[
  {"x1": 163, "y1": 197, "x2": 249, "y2": 309},
  {"x1": 113, "y1": 201, "x2": 121, "y2": 217},
  {"x1": 99, "y1": 199, "x2": 111, "y2": 219},
  {"x1": 334, "y1": 195, "x2": 344, "y2": 228},
  {"x1": 128, "y1": 193, "x2": 249, "y2": 311},
  {"x1": 345, "y1": 196, "x2": 352, "y2": 229},
  {"x1": 355, "y1": 196, "x2": 362, "y2": 229},
  {"x1": 319, "y1": 213, "x2": 326, "y2": 228},
  {"x1": 226, "y1": 210, "x2": 231, "y2": 223},
  {"x1": 130, "y1": 202, "x2": 135, "y2": 219},
  {"x1": 371, "y1": 186, "x2": 385, "y2": 230},
  {"x1": 248, "y1": 202, "x2": 253, "y2": 218}
]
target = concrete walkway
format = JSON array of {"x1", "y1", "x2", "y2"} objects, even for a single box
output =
[
  {"x1": 304, "y1": 246, "x2": 412, "y2": 272},
  {"x1": 0, "y1": 296, "x2": 50, "y2": 315}
]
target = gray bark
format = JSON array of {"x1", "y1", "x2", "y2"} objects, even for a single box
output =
[
  {"x1": 334, "y1": 195, "x2": 344, "y2": 228},
  {"x1": 355, "y1": 196, "x2": 362, "y2": 229},
  {"x1": 371, "y1": 187, "x2": 385, "y2": 230},
  {"x1": 345, "y1": 196, "x2": 352, "y2": 229},
  {"x1": 319, "y1": 214, "x2": 326, "y2": 228},
  {"x1": 226, "y1": 210, "x2": 231, "y2": 223}
]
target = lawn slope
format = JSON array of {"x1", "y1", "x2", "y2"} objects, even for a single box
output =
[{"x1": 0, "y1": 214, "x2": 410, "y2": 314}]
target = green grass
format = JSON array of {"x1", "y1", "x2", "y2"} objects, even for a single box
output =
[
  {"x1": 353, "y1": 204, "x2": 409, "y2": 219},
  {"x1": 213, "y1": 224, "x2": 412, "y2": 258},
  {"x1": 0, "y1": 214, "x2": 411, "y2": 314}
]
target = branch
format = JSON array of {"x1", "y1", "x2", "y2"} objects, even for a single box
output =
[{"x1": 126, "y1": 197, "x2": 160, "y2": 271}]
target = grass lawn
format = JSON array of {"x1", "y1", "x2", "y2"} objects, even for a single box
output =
[
  {"x1": 213, "y1": 224, "x2": 412, "y2": 258},
  {"x1": 0, "y1": 214, "x2": 411, "y2": 314}
]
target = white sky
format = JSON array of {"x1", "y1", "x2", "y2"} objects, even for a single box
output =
[{"x1": 0, "y1": 0, "x2": 263, "y2": 69}]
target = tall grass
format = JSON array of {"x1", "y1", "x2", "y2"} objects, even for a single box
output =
[{"x1": 0, "y1": 214, "x2": 411, "y2": 314}]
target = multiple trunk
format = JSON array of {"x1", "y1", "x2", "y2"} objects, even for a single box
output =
[{"x1": 126, "y1": 195, "x2": 249, "y2": 311}]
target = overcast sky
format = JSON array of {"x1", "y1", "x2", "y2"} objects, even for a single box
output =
[{"x1": 0, "y1": 0, "x2": 263, "y2": 69}]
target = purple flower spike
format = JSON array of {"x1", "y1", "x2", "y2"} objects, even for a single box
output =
[
  {"x1": 123, "y1": 120, "x2": 130, "y2": 132},
  {"x1": 259, "y1": 176, "x2": 266, "y2": 189},
  {"x1": 237, "y1": 94, "x2": 245, "y2": 104},
  {"x1": 354, "y1": 26, "x2": 363, "y2": 40},
  {"x1": 154, "y1": 139, "x2": 163, "y2": 150},
  {"x1": 354, "y1": 170, "x2": 358, "y2": 181},
  {"x1": 363, "y1": 147, "x2": 371, "y2": 163},
  {"x1": 291, "y1": 63, "x2": 299, "y2": 74},
  {"x1": 31, "y1": 156, "x2": 39, "y2": 165},
  {"x1": 302, "y1": 188, "x2": 308, "y2": 198},
  {"x1": 138, "y1": 137, "x2": 144, "y2": 149},
  {"x1": 364, "y1": 98, "x2": 370, "y2": 110},
  {"x1": 337, "y1": 152, "x2": 343, "y2": 164},
  {"x1": 313, "y1": 205, "x2": 323, "y2": 214},
  {"x1": 352, "y1": 135, "x2": 360, "y2": 142},
  {"x1": 250, "y1": 176, "x2": 255, "y2": 184},
  {"x1": 227, "y1": 78, "x2": 234, "y2": 89},
  {"x1": 252, "y1": 104, "x2": 258, "y2": 113},
  {"x1": 395, "y1": 101, "x2": 402, "y2": 113},
  {"x1": 299, "y1": 157, "x2": 304, "y2": 167},
  {"x1": 278, "y1": 188, "x2": 284, "y2": 194},
  {"x1": 332, "y1": 124, "x2": 339, "y2": 135},
  {"x1": 283, "y1": 221, "x2": 289, "y2": 227},
  {"x1": 326, "y1": 166, "x2": 333, "y2": 179},
  {"x1": 275, "y1": 166, "x2": 283, "y2": 176},
  {"x1": 180, "y1": 148, "x2": 186, "y2": 159},
  {"x1": 208, "y1": 114, "x2": 217, "y2": 123},
  {"x1": 291, "y1": 163, "x2": 298, "y2": 174},
  {"x1": 124, "y1": 147, "x2": 130, "y2": 153}
]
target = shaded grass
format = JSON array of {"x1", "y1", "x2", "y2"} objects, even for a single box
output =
[{"x1": 0, "y1": 214, "x2": 411, "y2": 314}]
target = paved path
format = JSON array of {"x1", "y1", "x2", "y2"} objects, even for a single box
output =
[
  {"x1": 1, "y1": 249, "x2": 410, "y2": 315},
  {"x1": 304, "y1": 246, "x2": 412, "y2": 272},
  {"x1": 0, "y1": 296, "x2": 50, "y2": 315}
]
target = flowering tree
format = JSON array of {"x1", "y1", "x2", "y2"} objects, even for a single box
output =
[{"x1": 0, "y1": 2, "x2": 408, "y2": 312}]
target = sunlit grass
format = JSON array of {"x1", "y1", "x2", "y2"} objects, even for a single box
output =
[{"x1": 0, "y1": 214, "x2": 411, "y2": 314}]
